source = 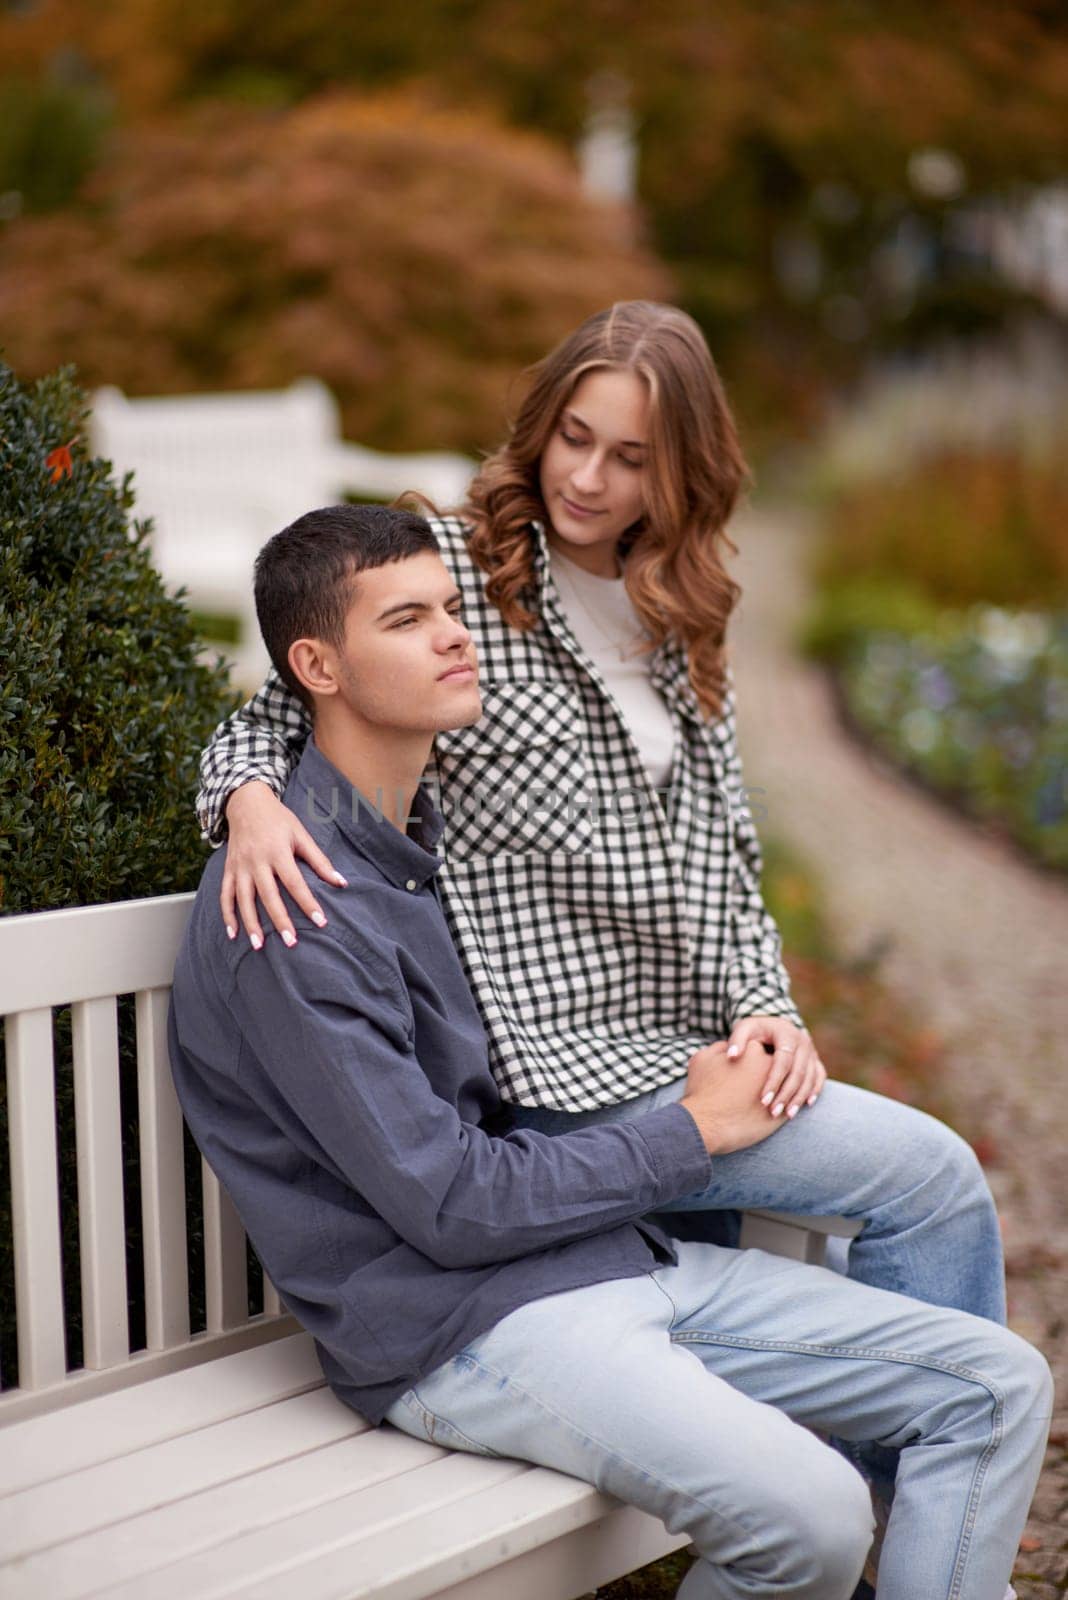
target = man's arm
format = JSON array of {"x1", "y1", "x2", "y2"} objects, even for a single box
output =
[{"x1": 229, "y1": 928, "x2": 713, "y2": 1271}]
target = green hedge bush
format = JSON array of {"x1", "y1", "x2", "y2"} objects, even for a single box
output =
[
  {"x1": 0, "y1": 360, "x2": 237, "y2": 912},
  {"x1": 0, "y1": 358, "x2": 240, "y2": 1386}
]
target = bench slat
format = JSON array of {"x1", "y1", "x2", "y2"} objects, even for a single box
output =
[
  {"x1": 72, "y1": 997, "x2": 130, "y2": 1370},
  {"x1": 84, "y1": 1453, "x2": 531, "y2": 1600},
  {"x1": 6, "y1": 1009, "x2": 67, "y2": 1392},
  {"x1": 5, "y1": 1429, "x2": 439, "y2": 1599},
  {"x1": 230, "y1": 1466, "x2": 631, "y2": 1600},
  {"x1": 0, "y1": 894, "x2": 194, "y2": 1013},
  {"x1": 0, "y1": 1387, "x2": 362, "y2": 1561},
  {"x1": 0, "y1": 1317, "x2": 298, "y2": 1428},
  {"x1": 203, "y1": 1158, "x2": 249, "y2": 1330},
  {"x1": 135, "y1": 987, "x2": 191, "y2": 1349},
  {"x1": 411, "y1": 1503, "x2": 687, "y2": 1600},
  {"x1": 0, "y1": 1332, "x2": 323, "y2": 1496}
]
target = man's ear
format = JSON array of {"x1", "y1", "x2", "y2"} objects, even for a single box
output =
[{"x1": 288, "y1": 638, "x2": 340, "y2": 700}]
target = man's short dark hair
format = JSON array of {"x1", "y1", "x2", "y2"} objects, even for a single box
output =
[{"x1": 254, "y1": 503, "x2": 440, "y2": 708}]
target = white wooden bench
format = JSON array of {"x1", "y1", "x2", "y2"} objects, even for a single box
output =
[
  {"x1": 0, "y1": 893, "x2": 860, "y2": 1600},
  {"x1": 90, "y1": 381, "x2": 474, "y2": 689}
]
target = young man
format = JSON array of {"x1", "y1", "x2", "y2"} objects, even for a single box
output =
[{"x1": 169, "y1": 504, "x2": 1052, "y2": 1600}]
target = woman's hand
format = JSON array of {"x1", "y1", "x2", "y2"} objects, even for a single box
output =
[
  {"x1": 221, "y1": 781, "x2": 348, "y2": 950},
  {"x1": 724, "y1": 1016, "x2": 827, "y2": 1120}
]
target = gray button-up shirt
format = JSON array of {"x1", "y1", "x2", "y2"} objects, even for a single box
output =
[{"x1": 170, "y1": 739, "x2": 712, "y2": 1423}]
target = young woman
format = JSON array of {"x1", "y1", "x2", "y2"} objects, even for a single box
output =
[{"x1": 197, "y1": 301, "x2": 1005, "y2": 1334}]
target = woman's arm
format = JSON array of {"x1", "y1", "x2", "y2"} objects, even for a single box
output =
[
  {"x1": 718, "y1": 682, "x2": 803, "y2": 1030},
  {"x1": 197, "y1": 668, "x2": 345, "y2": 946},
  {"x1": 196, "y1": 667, "x2": 312, "y2": 841},
  {"x1": 715, "y1": 678, "x2": 827, "y2": 1116}
]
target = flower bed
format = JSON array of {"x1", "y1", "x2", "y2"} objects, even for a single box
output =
[{"x1": 806, "y1": 587, "x2": 1068, "y2": 872}]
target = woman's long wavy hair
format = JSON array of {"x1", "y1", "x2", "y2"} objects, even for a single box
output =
[{"x1": 464, "y1": 301, "x2": 750, "y2": 719}]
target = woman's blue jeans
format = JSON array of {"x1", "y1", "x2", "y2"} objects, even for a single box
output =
[
  {"x1": 384, "y1": 1243, "x2": 1051, "y2": 1599},
  {"x1": 509, "y1": 1077, "x2": 1008, "y2": 1326}
]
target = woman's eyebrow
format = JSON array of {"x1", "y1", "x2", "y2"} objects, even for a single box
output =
[{"x1": 563, "y1": 409, "x2": 647, "y2": 449}]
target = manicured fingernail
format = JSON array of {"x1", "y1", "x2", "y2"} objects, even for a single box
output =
[
  {"x1": 333, "y1": 873, "x2": 348, "y2": 887},
  {"x1": 772, "y1": 1103, "x2": 784, "y2": 1117},
  {"x1": 727, "y1": 1045, "x2": 739, "y2": 1058},
  {"x1": 250, "y1": 933, "x2": 263, "y2": 951},
  {"x1": 225, "y1": 924, "x2": 236, "y2": 941},
  {"x1": 311, "y1": 911, "x2": 327, "y2": 927},
  {"x1": 808, "y1": 1094, "x2": 818, "y2": 1105},
  {"x1": 281, "y1": 930, "x2": 296, "y2": 948},
  {"x1": 761, "y1": 1093, "x2": 773, "y2": 1106},
  {"x1": 787, "y1": 1105, "x2": 799, "y2": 1119}
]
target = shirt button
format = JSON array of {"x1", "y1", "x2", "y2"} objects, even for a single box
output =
[{"x1": 405, "y1": 879, "x2": 418, "y2": 892}]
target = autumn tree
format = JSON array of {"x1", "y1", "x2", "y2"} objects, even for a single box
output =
[
  {"x1": 0, "y1": 90, "x2": 669, "y2": 452},
  {"x1": 4, "y1": 1, "x2": 1066, "y2": 434}
]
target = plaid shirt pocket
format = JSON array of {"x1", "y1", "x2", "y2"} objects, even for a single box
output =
[{"x1": 434, "y1": 681, "x2": 595, "y2": 861}]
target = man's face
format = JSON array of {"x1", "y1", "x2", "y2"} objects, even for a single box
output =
[{"x1": 329, "y1": 551, "x2": 481, "y2": 734}]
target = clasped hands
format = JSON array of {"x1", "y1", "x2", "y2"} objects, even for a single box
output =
[{"x1": 706, "y1": 1016, "x2": 827, "y2": 1123}]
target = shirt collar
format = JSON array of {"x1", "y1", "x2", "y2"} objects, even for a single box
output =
[
  {"x1": 288, "y1": 739, "x2": 444, "y2": 891},
  {"x1": 528, "y1": 519, "x2": 552, "y2": 602}
]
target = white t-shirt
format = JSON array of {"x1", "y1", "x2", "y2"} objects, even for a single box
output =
[{"x1": 548, "y1": 546, "x2": 676, "y2": 790}]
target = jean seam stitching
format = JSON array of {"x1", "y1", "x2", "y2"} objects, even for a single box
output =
[
  {"x1": 408, "y1": 1381, "x2": 503, "y2": 1457},
  {"x1": 949, "y1": 1389, "x2": 1003, "y2": 1600},
  {"x1": 672, "y1": 1329, "x2": 1007, "y2": 1598},
  {"x1": 649, "y1": 1270, "x2": 681, "y2": 1327}
]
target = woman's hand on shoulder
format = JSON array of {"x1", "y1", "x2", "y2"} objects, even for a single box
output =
[{"x1": 221, "y1": 781, "x2": 348, "y2": 951}]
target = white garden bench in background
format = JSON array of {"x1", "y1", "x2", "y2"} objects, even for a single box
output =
[
  {"x1": 0, "y1": 893, "x2": 860, "y2": 1600},
  {"x1": 90, "y1": 380, "x2": 475, "y2": 689}
]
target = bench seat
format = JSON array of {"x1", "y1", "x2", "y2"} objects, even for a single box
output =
[{"x1": 0, "y1": 1331, "x2": 688, "y2": 1600}]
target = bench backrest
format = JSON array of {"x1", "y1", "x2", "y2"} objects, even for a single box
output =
[
  {"x1": 0, "y1": 895, "x2": 295, "y2": 1425},
  {"x1": 89, "y1": 379, "x2": 474, "y2": 689},
  {"x1": 90, "y1": 379, "x2": 343, "y2": 514}
]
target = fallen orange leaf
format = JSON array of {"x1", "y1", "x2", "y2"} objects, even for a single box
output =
[{"x1": 45, "y1": 442, "x2": 74, "y2": 482}]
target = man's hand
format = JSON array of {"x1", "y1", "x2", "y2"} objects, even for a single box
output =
[
  {"x1": 726, "y1": 1016, "x2": 826, "y2": 1121},
  {"x1": 679, "y1": 1041, "x2": 792, "y2": 1156}
]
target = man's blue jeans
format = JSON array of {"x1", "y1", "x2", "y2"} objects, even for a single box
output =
[
  {"x1": 509, "y1": 1075, "x2": 1010, "y2": 1524},
  {"x1": 384, "y1": 1243, "x2": 1052, "y2": 1599}
]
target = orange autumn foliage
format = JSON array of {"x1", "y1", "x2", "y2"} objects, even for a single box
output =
[{"x1": 0, "y1": 90, "x2": 670, "y2": 452}]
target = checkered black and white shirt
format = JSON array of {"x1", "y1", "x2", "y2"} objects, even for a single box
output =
[{"x1": 197, "y1": 516, "x2": 803, "y2": 1110}]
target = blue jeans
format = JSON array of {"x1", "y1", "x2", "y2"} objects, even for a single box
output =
[
  {"x1": 384, "y1": 1244, "x2": 1052, "y2": 1599},
  {"x1": 507, "y1": 1077, "x2": 1008, "y2": 1325},
  {"x1": 508, "y1": 1075, "x2": 1010, "y2": 1523}
]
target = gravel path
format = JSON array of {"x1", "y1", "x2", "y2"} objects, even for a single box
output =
[{"x1": 728, "y1": 502, "x2": 1068, "y2": 1597}]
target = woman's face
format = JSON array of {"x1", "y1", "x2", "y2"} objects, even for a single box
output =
[{"x1": 539, "y1": 368, "x2": 649, "y2": 578}]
